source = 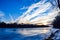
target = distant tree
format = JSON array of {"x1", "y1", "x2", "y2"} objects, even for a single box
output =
[{"x1": 53, "y1": 16, "x2": 60, "y2": 29}]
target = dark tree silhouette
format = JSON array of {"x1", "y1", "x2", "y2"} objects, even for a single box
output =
[
  {"x1": 0, "y1": 22, "x2": 49, "y2": 28},
  {"x1": 53, "y1": 16, "x2": 60, "y2": 29},
  {"x1": 58, "y1": 0, "x2": 60, "y2": 8}
]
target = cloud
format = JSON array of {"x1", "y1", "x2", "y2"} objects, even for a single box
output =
[
  {"x1": 24, "y1": 2, "x2": 52, "y2": 20},
  {"x1": 20, "y1": 6, "x2": 28, "y2": 10},
  {"x1": 16, "y1": 0, "x2": 46, "y2": 23},
  {"x1": 9, "y1": 14, "x2": 15, "y2": 23},
  {"x1": 0, "y1": 11, "x2": 5, "y2": 17},
  {"x1": 0, "y1": 11, "x2": 5, "y2": 22},
  {"x1": 16, "y1": 0, "x2": 59, "y2": 25}
]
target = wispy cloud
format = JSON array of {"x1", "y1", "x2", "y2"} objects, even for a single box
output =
[
  {"x1": 0, "y1": 11, "x2": 5, "y2": 22},
  {"x1": 0, "y1": 11, "x2": 5, "y2": 17},
  {"x1": 20, "y1": 6, "x2": 28, "y2": 10},
  {"x1": 9, "y1": 14, "x2": 14, "y2": 23},
  {"x1": 16, "y1": 0, "x2": 59, "y2": 25},
  {"x1": 16, "y1": 0, "x2": 47, "y2": 23},
  {"x1": 17, "y1": 0, "x2": 46, "y2": 19}
]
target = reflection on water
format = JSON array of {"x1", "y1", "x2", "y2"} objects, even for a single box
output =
[
  {"x1": 0, "y1": 28, "x2": 52, "y2": 40},
  {"x1": 0, "y1": 27, "x2": 60, "y2": 40}
]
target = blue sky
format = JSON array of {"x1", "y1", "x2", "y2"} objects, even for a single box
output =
[
  {"x1": 0, "y1": 0, "x2": 59, "y2": 24},
  {"x1": 0, "y1": 0, "x2": 40, "y2": 22}
]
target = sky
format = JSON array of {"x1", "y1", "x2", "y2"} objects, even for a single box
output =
[
  {"x1": 0, "y1": 0, "x2": 40, "y2": 22},
  {"x1": 0, "y1": 0, "x2": 59, "y2": 25}
]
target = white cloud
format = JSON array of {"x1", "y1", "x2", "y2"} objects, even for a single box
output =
[
  {"x1": 0, "y1": 11, "x2": 5, "y2": 17},
  {"x1": 17, "y1": 0, "x2": 46, "y2": 20},
  {"x1": 9, "y1": 14, "x2": 15, "y2": 23},
  {"x1": 16, "y1": 0, "x2": 59, "y2": 25},
  {"x1": 20, "y1": 6, "x2": 28, "y2": 10},
  {"x1": 23, "y1": 2, "x2": 52, "y2": 20}
]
